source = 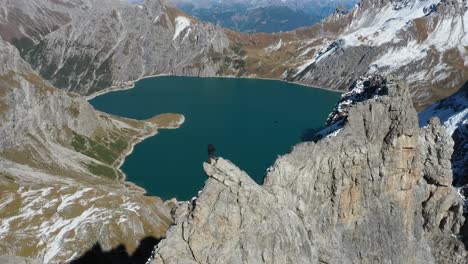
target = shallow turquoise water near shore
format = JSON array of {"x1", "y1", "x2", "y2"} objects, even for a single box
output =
[{"x1": 90, "y1": 76, "x2": 341, "y2": 200}]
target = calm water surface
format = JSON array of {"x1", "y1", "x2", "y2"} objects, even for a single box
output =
[{"x1": 90, "y1": 76, "x2": 341, "y2": 200}]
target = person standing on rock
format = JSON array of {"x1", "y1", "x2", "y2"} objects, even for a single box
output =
[{"x1": 208, "y1": 144, "x2": 216, "y2": 163}]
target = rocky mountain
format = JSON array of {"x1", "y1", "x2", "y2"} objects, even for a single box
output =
[
  {"x1": 174, "y1": 5, "x2": 318, "y2": 33},
  {"x1": 2, "y1": 0, "x2": 231, "y2": 95},
  {"x1": 227, "y1": 0, "x2": 468, "y2": 110},
  {"x1": 170, "y1": 0, "x2": 358, "y2": 33},
  {"x1": 2, "y1": 0, "x2": 464, "y2": 110},
  {"x1": 149, "y1": 76, "x2": 467, "y2": 263},
  {"x1": 0, "y1": 38, "x2": 184, "y2": 263},
  {"x1": 0, "y1": 0, "x2": 466, "y2": 262}
]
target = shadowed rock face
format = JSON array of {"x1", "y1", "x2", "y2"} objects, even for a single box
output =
[{"x1": 149, "y1": 76, "x2": 466, "y2": 264}]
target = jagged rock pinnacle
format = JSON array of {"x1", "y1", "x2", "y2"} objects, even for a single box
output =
[{"x1": 149, "y1": 75, "x2": 466, "y2": 264}]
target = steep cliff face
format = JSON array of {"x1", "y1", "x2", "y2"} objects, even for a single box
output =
[
  {"x1": 419, "y1": 83, "x2": 468, "y2": 246},
  {"x1": 6, "y1": 0, "x2": 232, "y2": 95},
  {"x1": 0, "y1": 39, "x2": 183, "y2": 263},
  {"x1": 419, "y1": 83, "x2": 468, "y2": 185},
  {"x1": 149, "y1": 76, "x2": 466, "y2": 263},
  {"x1": 0, "y1": 0, "x2": 75, "y2": 44}
]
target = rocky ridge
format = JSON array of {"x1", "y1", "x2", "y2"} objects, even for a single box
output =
[
  {"x1": 2, "y1": 0, "x2": 466, "y2": 109},
  {"x1": 0, "y1": 39, "x2": 183, "y2": 263},
  {"x1": 170, "y1": 0, "x2": 358, "y2": 33},
  {"x1": 149, "y1": 76, "x2": 467, "y2": 263},
  {"x1": 227, "y1": 0, "x2": 468, "y2": 109},
  {"x1": 5, "y1": 0, "x2": 232, "y2": 95}
]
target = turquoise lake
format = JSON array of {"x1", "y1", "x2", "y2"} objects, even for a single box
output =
[{"x1": 90, "y1": 76, "x2": 341, "y2": 200}]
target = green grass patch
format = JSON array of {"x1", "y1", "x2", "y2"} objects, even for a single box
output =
[
  {"x1": 87, "y1": 163, "x2": 117, "y2": 179},
  {"x1": 71, "y1": 132, "x2": 119, "y2": 165},
  {"x1": 232, "y1": 44, "x2": 247, "y2": 57}
]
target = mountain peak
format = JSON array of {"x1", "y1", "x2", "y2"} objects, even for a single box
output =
[{"x1": 150, "y1": 75, "x2": 466, "y2": 263}]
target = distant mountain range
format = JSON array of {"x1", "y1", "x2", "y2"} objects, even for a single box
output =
[{"x1": 170, "y1": 0, "x2": 358, "y2": 33}]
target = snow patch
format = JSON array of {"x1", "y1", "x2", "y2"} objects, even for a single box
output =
[
  {"x1": 173, "y1": 16, "x2": 191, "y2": 41},
  {"x1": 341, "y1": 0, "x2": 441, "y2": 47},
  {"x1": 419, "y1": 89, "x2": 468, "y2": 136},
  {"x1": 295, "y1": 42, "x2": 339, "y2": 77},
  {"x1": 182, "y1": 28, "x2": 192, "y2": 42},
  {"x1": 370, "y1": 43, "x2": 427, "y2": 71},
  {"x1": 265, "y1": 39, "x2": 283, "y2": 52},
  {"x1": 153, "y1": 15, "x2": 160, "y2": 23}
]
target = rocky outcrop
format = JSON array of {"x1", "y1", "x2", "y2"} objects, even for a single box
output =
[
  {"x1": 149, "y1": 76, "x2": 466, "y2": 263},
  {"x1": 419, "y1": 83, "x2": 468, "y2": 249},
  {"x1": 0, "y1": 0, "x2": 465, "y2": 262},
  {"x1": 419, "y1": 83, "x2": 468, "y2": 186}
]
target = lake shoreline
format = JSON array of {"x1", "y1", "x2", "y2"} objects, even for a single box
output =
[
  {"x1": 114, "y1": 115, "x2": 186, "y2": 195},
  {"x1": 85, "y1": 73, "x2": 171, "y2": 101},
  {"x1": 86, "y1": 74, "x2": 342, "y2": 101},
  {"x1": 90, "y1": 76, "x2": 341, "y2": 200}
]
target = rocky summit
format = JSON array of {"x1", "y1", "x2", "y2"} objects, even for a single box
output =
[{"x1": 149, "y1": 76, "x2": 467, "y2": 263}]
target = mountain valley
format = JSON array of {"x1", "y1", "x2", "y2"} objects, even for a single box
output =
[
  {"x1": 0, "y1": 0, "x2": 466, "y2": 263},
  {"x1": 170, "y1": 0, "x2": 358, "y2": 33}
]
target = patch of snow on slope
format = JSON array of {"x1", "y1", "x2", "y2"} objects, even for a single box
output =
[
  {"x1": 420, "y1": 106, "x2": 467, "y2": 136},
  {"x1": 173, "y1": 16, "x2": 191, "y2": 41},
  {"x1": 56, "y1": 188, "x2": 93, "y2": 211},
  {"x1": 419, "y1": 88, "x2": 468, "y2": 136},
  {"x1": 341, "y1": 0, "x2": 441, "y2": 47},
  {"x1": 370, "y1": 42, "x2": 427, "y2": 71},
  {"x1": 326, "y1": 75, "x2": 388, "y2": 126},
  {"x1": 182, "y1": 28, "x2": 192, "y2": 42},
  {"x1": 425, "y1": 11, "x2": 467, "y2": 50},
  {"x1": 0, "y1": 184, "x2": 166, "y2": 263},
  {"x1": 299, "y1": 47, "x2": 315, "y2": 57},
  {"x1": 153, "y1": 15, "x2": 160, "y2": 23},
  {"x1": 316, "y1": 122, "x2": 344, "y2": 139},
  {"x1": 295, "y1": 41, "x2": 338, "y2": 77},
  {"x1": 265, "y1": 39, "x2": 283, "y2": 52}
]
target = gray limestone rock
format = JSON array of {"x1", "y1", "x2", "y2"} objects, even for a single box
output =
[
  {"x1": 419, "y1": 117, "x2": 455, "y2": 187},
  {"x1": 5, "y1": 0, "x2": 232, "y2": 95}
]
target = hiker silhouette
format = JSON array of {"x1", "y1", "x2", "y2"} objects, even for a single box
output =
[{"x1": 208, "y1": 144, "x2": 216, "y2": 161}]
